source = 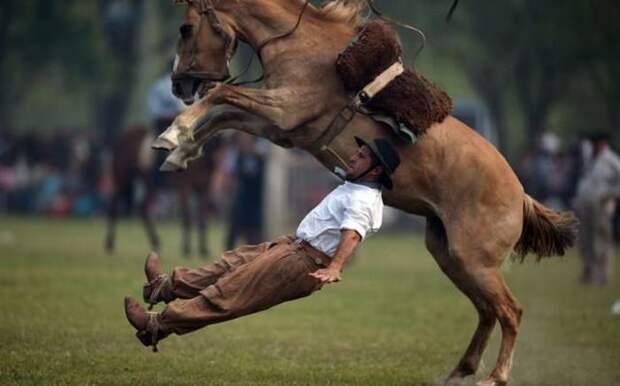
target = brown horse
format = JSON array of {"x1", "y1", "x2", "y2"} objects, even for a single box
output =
[
  {"x1": 153, "y1": 1, "x2": 577, "y2": 385},
  {"x1": 105, "y1": 123, "x2": 219, "y2": 258}
]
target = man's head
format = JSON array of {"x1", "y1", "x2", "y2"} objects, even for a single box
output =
[
  {"x1": 589, "y1": 132, "x2": 611, "y2": 157},
  {"x1": 346, "y1": 137, "x2": 401, "y2": 189}
]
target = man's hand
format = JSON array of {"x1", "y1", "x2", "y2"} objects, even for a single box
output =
[{"x1": 309, "y1": 267, "x2": 342, "y2": 284}]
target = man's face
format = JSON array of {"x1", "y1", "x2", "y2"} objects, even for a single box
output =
[{"x1": 346, "y1": 145, "x2": 376, "y2": 179}]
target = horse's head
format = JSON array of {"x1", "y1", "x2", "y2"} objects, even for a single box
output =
[{"x1": 172, "y1": 0, "x2": 237, "y2": 105}]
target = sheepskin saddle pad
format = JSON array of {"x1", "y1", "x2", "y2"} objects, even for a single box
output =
[{"x1": 336, "y1": 20, "x2": 453, "y2": 139}]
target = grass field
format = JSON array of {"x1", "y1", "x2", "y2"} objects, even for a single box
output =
[{"x1": 1, "y1": 216, "x2": 619, "y2": 386}]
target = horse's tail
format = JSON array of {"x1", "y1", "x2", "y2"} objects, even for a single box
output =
[{"x1": 514, "y1": 194, "x2": 578, "y2": 260}]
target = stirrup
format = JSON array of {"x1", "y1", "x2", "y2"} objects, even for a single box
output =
[
  {"x1": 135, "y1": 312, "x2": 165, "y2": 352},
  {"x1": 143, "y1": 274, "x2": 172, "y2": 310}
]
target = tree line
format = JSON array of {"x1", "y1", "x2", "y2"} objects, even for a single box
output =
[{"x1": 1, "y1": 0, "x2": 617, "y2": 156}]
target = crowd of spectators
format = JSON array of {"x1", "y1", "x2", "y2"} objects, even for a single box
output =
[
  {"x1": 1, "y1": 127, "x2": 618, "y2": 240},
  {"x1": 0, "y1": 128, "x2": 109, "y2": 217},
  {"x1": 0, "y1": 128, "x2": 268, "y2": 236},
  {"x1": 516, "y1": 131, "x2": 620, "y2": 240}
]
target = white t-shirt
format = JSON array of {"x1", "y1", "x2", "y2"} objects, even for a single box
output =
[{"x1": 296, "y1": 181, "x2": 383, "y2": 256}]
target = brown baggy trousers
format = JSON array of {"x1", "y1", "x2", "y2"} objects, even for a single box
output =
[{"x1": 158, "y1": 236, "x2": 328, "y2": 335}]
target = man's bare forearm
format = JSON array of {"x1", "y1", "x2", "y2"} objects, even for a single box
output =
[
  {"x1": 329, "y1": 229, "x2": 361, "y2": 272},
  {"x1": 309, "y1": 229, "x2": 361, "y2": 284}
]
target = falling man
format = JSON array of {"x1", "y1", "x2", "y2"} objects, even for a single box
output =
[{"x1": 124, "y1": 137, "x2": 401, "y2": 351}]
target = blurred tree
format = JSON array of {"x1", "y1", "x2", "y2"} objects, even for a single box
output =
[
  {"x1": 512, "y1": 1, "x2": 590, "y2": 145},
  {"x1": 0, "y1": 1, "x2": 98, "y2": 131},
  {"x1": 587, "y1": 0, "x2": 620, "y2": 135},
  {"x1": 434, "y1": 1, "x2": 518, "y2": 153},
  {"x1": 427, "y1": 0, "x2": 610, "y2": 151},
  {"x1": 95, "y1": 0, "x2": 145, "y2": 145}
]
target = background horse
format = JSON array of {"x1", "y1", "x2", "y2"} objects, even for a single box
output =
[
  {"x1": 154, "y1": 1, "x2": 577, "y2": 385},
  {"x1": 105, "y1": 123, "x2": 220, "y2": 258}
]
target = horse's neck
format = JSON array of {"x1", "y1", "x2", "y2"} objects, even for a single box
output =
[
  {"x1": 225, "y1": 0, "x2": 302, "y2": 49},
  {"x1": 227, "y1": 1, "x2": 355, "y2": 83}
]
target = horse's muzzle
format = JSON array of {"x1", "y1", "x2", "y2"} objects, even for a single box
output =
[{"x1": 172, "y1": 77, "x2": 202, "y2": 105}]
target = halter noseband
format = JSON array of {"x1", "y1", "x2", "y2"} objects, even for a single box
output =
[
  {"x1": 174, "y1": 0, "x2": 311, "y2": 86},
  {"x1": 174, "y1": 0, "x2": 236, "y2": 80}
]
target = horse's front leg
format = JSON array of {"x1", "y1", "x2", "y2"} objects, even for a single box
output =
[
  {"x1": 152, "y1": 98, "x2": 215, "y2": 151},
  {"x1": 154, "y1": 83, "x2": 324, "y2": 152},
  {"x1": 160, "y1": 104, "x2": 280, "y2": 172}
]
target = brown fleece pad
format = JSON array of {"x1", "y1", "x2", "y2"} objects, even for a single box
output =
[{"x1": 336, "y1": 21, "x2": 452, "y2": 137}]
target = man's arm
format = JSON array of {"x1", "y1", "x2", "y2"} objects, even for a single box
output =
[{"x1": 309, "y1": 229, "x2": 362, "y2": 284}]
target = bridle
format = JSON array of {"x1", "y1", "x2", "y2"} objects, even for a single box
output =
[
  {"x1": 172, "y1": 0, "x2": 460, "y2": 172},
  {"x1": 173, "y1": 0, "x2": 459, "y2": 84},
  {"x1": 173, "y1": 0, "x2": 311, "y2": 86},
  {"x1": 172, "y1": 0, "x2": 236, "y2": 82}
]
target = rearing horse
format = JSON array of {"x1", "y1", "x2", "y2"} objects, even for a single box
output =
[{"x1": 153, "y1": 1, "x2": 577, "y2": 385}]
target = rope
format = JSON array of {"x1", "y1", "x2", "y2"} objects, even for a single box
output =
[
  {"x1": 446, "y1": 0, "x2": 459, "y2": 22},
  {"x1": 365, "y1": 0, "x2": 426, "y2": 64},
  {"x1": 226, "y1": 0, "x2": 311, "y2": 86}
]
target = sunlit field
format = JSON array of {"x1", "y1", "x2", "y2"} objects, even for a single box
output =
[{"x1": 1, "y1": 216, "x2": 619, "y2": 386}]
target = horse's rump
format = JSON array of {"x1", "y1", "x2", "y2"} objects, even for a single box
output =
[{"x1": 335, "y1": 20, "x2": 452, "y2": 137}]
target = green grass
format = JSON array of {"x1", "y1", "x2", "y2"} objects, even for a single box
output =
[{"x1": 0, "y1": 216, "x2": 619, "y2": 386}]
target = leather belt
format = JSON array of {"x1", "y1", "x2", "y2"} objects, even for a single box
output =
[{"x1": 294, "y1": 239, "x2": 332, "y2": 267}]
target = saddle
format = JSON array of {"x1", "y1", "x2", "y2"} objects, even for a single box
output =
[{"x1": 336, "y1": 21, "x2": 453, "y2": 142}]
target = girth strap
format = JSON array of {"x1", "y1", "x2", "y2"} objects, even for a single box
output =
[
  {"x1": 315, "y1": 60, "x2": 406, "y2": 170},
  {"x1": 315, "y1": 104, "x2": 357, "y2": 169}
]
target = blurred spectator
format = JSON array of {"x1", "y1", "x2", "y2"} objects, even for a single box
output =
[
  {"x1": 224, "y1": 133, "x2": 267, "y2": 249},
  {"x1": 146, "y1": 71, "x2": 185, "y2": 188},
  {"x1": 147, "y1": 71, "x2": 184, "y2": 133},
  {"x1": 0, "y1": 127, "x2": 108, "y2": 217},
  {"x1": 573, "y1": 132, "x2": 620, "y2": 285},
  {"x1": 518, "y1": 131, "x2": 572, "y2": 210}
]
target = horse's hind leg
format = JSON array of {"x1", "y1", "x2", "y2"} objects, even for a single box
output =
[
  {"x1": 197, "y1": 187, "x2": 209, "y2": 258},
  {"x1": 476, "y1": 279, "x2": 522, "y2": 386},
  {"x1": 425, "y1": 217, "x2": 496, "y2": 385},
  {"x1": 178, "y1": 187, "x2": 192, "y2": 257},
  {"x1": 425, "y1": 217, "x2": 522, "y2": 386},
  {"x1": 105, "y1": 190, "x2": 121, "y2": 254},
  {"x1": 140, "y1": 180, "x2": 160, "y2": 252}
]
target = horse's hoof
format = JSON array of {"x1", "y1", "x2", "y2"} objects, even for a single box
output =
[
  {"x1": 152, "y1": 137, "x2": 176, "y2": 151},
  {"x1": 444, "y1": 377, "x2": 465, "y2": 386},
  {"x1": 159, "y1": 160, "x2": 185, "y2": 172},
  {"x1": 475, "y1": 379, "x2": 506, "y2": 386},
  {"x1": 154, "y1": 123, "x2": 184, "y2": 150}
]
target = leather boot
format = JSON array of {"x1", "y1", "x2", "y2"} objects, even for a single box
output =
[
  {"x1": 124, "y1": 297, "x2": 169, "y2": 352},
  {"x1": 142, "y1": 252, "x2": 173, "y2": 309}
]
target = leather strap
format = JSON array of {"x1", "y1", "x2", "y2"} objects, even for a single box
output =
[
  {"x1": 315, "y1": 60, "x2": 405, "y2": 170},
  {"x1": 295, "y1": 239, "x2": 332, "y2": 267},
  {"x1": 355, "y1": 61, "x2": 404, "y2": 105}
]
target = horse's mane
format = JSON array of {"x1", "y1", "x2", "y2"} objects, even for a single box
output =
[{"x1": 316, "y1": 0, "x2": 367, "y2": 28}]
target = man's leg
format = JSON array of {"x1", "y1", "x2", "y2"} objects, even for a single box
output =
[
  {"x1": 593, "y1": 214, "x2": 614, "y2": 285},
  {"x1": 143, "y1": 241, "x2": 276, "y2": 307},
  {"x1": 578, "y1": 211, "x2": 595, "y2": 284},
  {"x1": 158, "y1": 242, "x2": 322, "y2": 336}
]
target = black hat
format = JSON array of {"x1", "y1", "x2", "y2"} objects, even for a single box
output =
[
  {"x1": 354, "y1": 136, "x2": 401, "y2": 190},
  {"x1": 588, "y1": 131, "x2": 611, "y2": 143}
]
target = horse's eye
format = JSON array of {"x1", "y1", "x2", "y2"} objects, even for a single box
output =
[{"x1": 180, "y1": 24, "x2": 193, "y2": 39}]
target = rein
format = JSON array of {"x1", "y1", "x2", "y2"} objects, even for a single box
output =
[
  {"x1": 226, "y1": 0, "x2": 311, "y2": 86},
  {"x1": 176, "y1": 0, "x2": 310, "y2": 86}
]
